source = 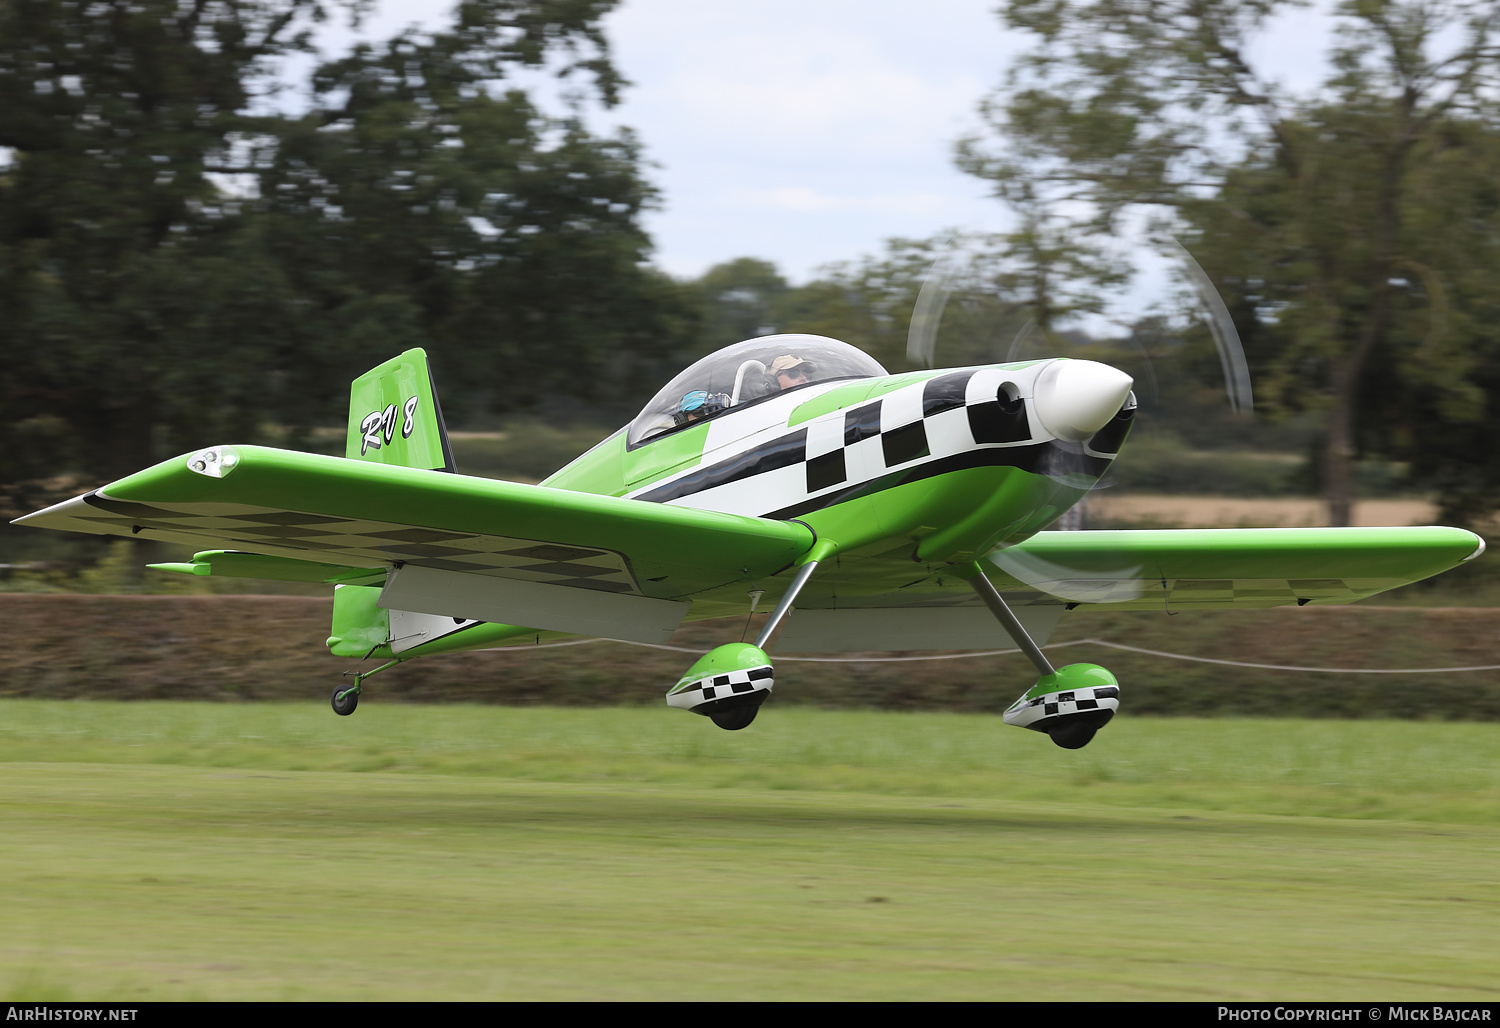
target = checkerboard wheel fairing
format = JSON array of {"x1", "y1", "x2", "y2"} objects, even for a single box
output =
[
  {"x1": 1004, "y1": 683, "x2": 1121, "y2": 732},
  {"x1": 665, "y1": 663, "x2": 775, "y2": 715}
]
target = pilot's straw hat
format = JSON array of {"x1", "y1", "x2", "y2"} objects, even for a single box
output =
[{"x1": 768, "y1": 355, "x2": 814, "y2": 375}]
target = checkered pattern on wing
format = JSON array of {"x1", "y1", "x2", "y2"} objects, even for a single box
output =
[
  {"x1": 1023, "y1": 579, "x2": 1365, "y2": 607},
  {"x1": 78, "y1": 494, "x2": 640, "y2": 594}
]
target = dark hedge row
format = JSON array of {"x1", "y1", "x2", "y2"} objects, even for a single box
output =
[{"x1": 3, "y1": 595, "x2": 1498, "y2": 720}]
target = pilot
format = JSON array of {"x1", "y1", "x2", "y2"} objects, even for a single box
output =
[
  {"x1": 672, "y1": 389, "x2": 730, "y2": 427},
  {"x1": 768, "y1": 355, "x2": 815, "y2": 390}
]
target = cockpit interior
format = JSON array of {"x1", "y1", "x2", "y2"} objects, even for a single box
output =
[{"x1": 628, "y1": 334, "x2": 888, "y2": 448}]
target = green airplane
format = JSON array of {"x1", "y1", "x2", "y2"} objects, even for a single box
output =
[{"x1": 15, "y1": 337, "x2": 1484, "y2": 748}]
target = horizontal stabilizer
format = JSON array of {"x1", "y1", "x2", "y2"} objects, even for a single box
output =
[{"x1": 150, "y1": 550, "x2": 384, "y2": 585}]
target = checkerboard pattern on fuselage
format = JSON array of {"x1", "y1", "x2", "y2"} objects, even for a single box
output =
[{"x1": 633, "y1": 367, "x2": 1108, "y2": 519}]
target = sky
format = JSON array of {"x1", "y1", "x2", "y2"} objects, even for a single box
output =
[
  {"x1": 595, "y1": 1, "x2": 1017, "y2": 282},
  {"x1": 314, "y1": 0, "x2": 1342, "y2": 305},
  {"x1": 313, "y1": 0, "x2": 1338, "y2": 303},
  {"x1": 0, "y1": 0, "x2": 1345, "y2": 295},
  {"x1": 310, "y1": 1, "x2": 1018, "y2": 283}
]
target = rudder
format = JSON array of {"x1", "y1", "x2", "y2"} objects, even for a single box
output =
[{"x1": 346, "y1": 348, "x2": 456, "y2": 472}]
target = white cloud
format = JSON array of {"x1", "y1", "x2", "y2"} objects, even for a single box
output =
[
  {"x1": 642, "y1": 31, "x2": 984, "y2": 149},
  {"x1": 596, "y1": 0, "x2": 1017, "y2": 280},
  {"x1": 735, "y1": 186, "x2": 951, "y2": 217}
]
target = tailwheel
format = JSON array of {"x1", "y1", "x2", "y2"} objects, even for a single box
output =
[
  {"x1": 331, "y1": 685, "x2": 360, "y2": 716},
  {"x1": 332, "y1": 659, "x2": 401, "y2": 716},
  {"x1": 709, "y1": 705, "x2": 760, "y2": 731}
]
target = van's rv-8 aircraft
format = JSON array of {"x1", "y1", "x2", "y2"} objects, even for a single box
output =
[{"x1": 16, "y1": 337, "x2": 1485, "y2": 748}]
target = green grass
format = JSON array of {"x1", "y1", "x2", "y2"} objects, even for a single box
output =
[{"x1": 3, "y1": 702, "x2": 1499, "y2": 1000}]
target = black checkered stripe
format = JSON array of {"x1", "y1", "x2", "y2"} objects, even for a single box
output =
[
  {"x1": 1045, "y1": 578, "x2": 1368, "y2": 606},
  {"x1": 76, "y1": 492, "x2": 641, "y2": 594},
  {"x1": 1002, "y1": 684, "x2": 1122, "y2": 726},
  {"x1": 670, "y1": 665, "x2": 775, "y2": 706},
  {"x1": 634, "y1": 369, "x2": 1117, "y2": 517}
]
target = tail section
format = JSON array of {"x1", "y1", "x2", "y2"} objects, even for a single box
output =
[
  {"x1": 328, "y1": 584, "x2": 390, "y2": 657},
  {"x1": 346, "y1": 348, "x2": 456, "y2": 472}
]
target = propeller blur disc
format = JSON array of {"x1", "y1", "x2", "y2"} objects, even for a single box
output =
[{"x1": 1168, "y1": 236, "x2": 1254, "y2": 417}]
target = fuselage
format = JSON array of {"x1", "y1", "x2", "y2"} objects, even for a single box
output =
[{"x1": 543, "y1": 347, "x2": 1135, "y2": 616}]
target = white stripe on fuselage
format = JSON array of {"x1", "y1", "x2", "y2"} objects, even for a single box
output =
[
  {"x1": 698, "y1": 382, "x2": 835, "y2": 460},
  {"x1": 627, "y1": 364, "x2": 1058, "y2": 518}
]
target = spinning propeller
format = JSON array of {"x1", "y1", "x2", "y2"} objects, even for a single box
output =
[
  {"x1": 907, "y1": 236, "x2": 1252, "y2": 415},
  {"x1": 904, "y1": 235, "x2": 1258, "y2": 607}
]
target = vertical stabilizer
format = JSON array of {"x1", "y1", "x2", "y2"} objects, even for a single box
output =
[{"x1": 346, "y1": 348, "x2": 456, "y2": 472}]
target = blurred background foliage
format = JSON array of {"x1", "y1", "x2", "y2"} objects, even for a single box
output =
[{"x1": 3, "y1": 0, "x2": 1500, "y2": 597}]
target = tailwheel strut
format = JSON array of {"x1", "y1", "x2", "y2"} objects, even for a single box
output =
[{"x1": 332, "y1": 658, "x2": 401, "y2": 716}]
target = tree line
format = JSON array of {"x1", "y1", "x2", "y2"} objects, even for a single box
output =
[
  {"x1": 0, "y1": 0, "x2": 687, "y2": 517},
  {"x1": 3, "y1": 0, "x2": 1500, "y2": 536}
]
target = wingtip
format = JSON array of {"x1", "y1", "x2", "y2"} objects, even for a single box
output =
[{"x1": 1462, "y1": 534, "x2": 1486, "y2": 562}]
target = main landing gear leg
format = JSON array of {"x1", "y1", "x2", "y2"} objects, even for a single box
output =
[
  {"x1": 753, "y1": 560, "x2": 818, "y2": 651},
  {"x1": 332, "y1": 658, "x2": 401, "y2": 716},
  {"x1": 969, "y1": 567, "x2": 1120, "y2": 750},
  {"x1": 666, "y1": 560, "x2": 822, "y2": 730}
]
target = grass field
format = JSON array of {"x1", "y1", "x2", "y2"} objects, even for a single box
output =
[{"x1": 3, "y1": 703, "x2": 1499, "y2": 1001}]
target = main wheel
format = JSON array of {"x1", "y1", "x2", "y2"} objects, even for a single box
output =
[
  {"x1": 1048, "y1": 722, "x2": 1096, "y2": 749},
  {"x1": 709, "y1": 705, "x2": 758, "y2": 731},
  {"x1": 331, "y1": 685, "x2": 359, "y2": 716}
]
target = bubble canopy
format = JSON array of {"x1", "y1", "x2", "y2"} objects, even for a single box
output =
[{"x1": 628, "y1": 334, "x2": 889, "y2": 448}]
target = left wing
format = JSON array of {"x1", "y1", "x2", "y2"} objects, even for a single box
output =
[{"x1": 15, "y1": 444, "x2": 815, "y2": 641}]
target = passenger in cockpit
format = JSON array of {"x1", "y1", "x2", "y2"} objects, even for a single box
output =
[
  {"x1": 673, "y1": 390, "x2": 730, "y2": 427},
  {"x1": 768, "y1": 355, "x2": 815, "y2": 391}
]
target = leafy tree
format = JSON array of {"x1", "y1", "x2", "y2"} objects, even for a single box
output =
[
  {"x1": 0, "y1": 0, "x2": 684, "y2": 519},
  {"x1": 777, "y1": 233, "x2": 1124, "y2": 373},
  {"x1": 684, "y1": 258, "x2": 793, "y2": 355},
  {"x1": 1184, "y1": 107, "x2": 1500, "y2": 515},
  {"x1": 259, "y1": 10, "x2": 694, "y2": 428},
  {"x1": 963, "y1": 0, "x2": 1500, "y2": 525},
  {"x1": 0, "y1": 0, "x2": 351, "y2": 491}
]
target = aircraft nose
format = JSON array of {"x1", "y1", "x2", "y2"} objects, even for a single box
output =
[{"x1": 1031, "y1": 360, "x2": 1135, "y2": 442}]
